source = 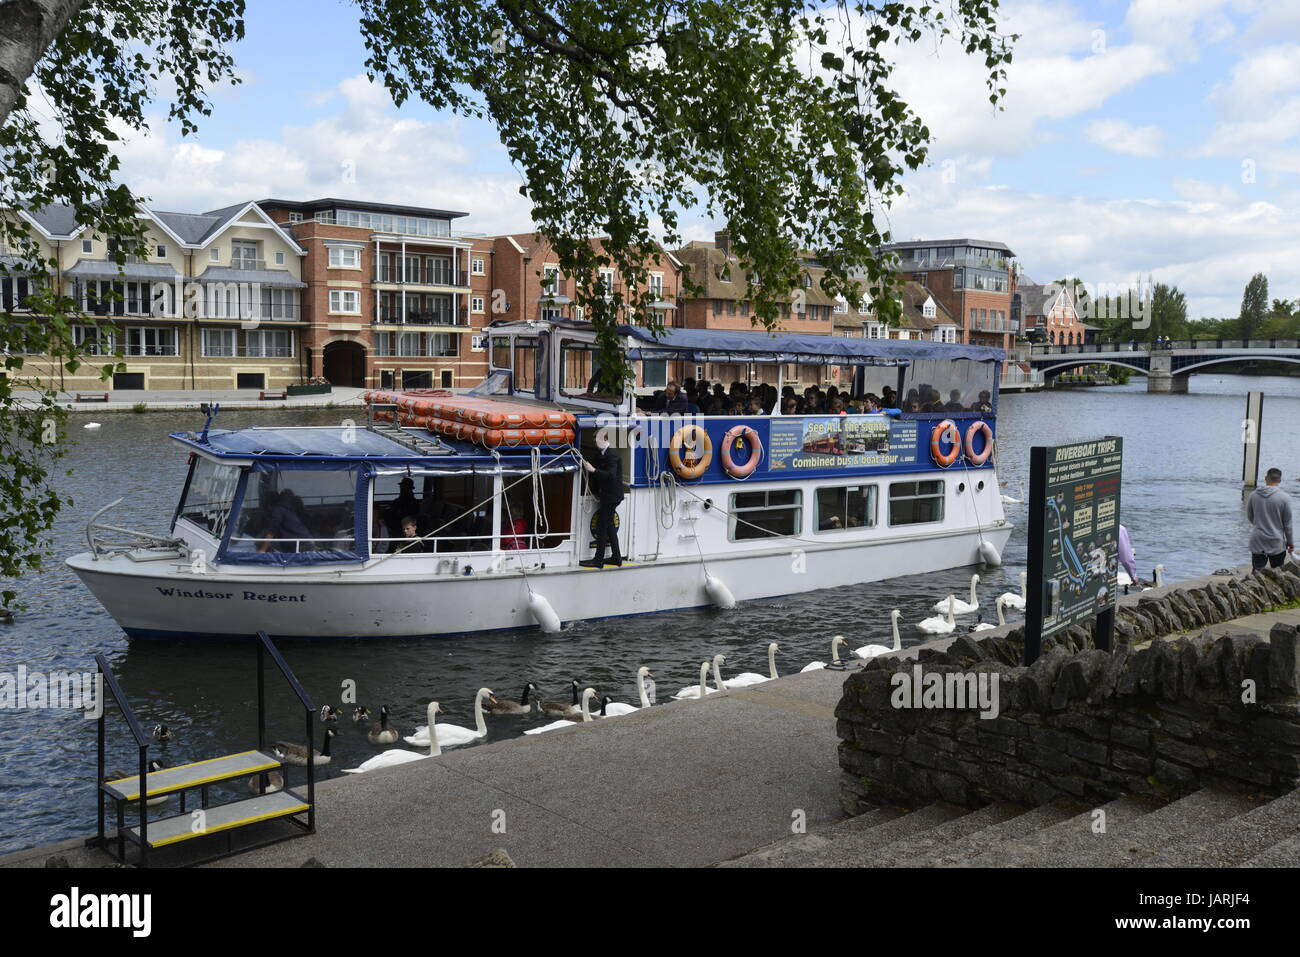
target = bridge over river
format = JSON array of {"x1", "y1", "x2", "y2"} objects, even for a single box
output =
[{"x1": 1026, "y1": 338, "x2": 1300, "y2": 392}]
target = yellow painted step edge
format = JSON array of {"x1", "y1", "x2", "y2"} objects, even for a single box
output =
[
  {"x1": 146, "y1": 801, "x2": 309, "y2": 848},
  {"x1": 111, "y1": 751, "x2": 280, "y2": 802}
]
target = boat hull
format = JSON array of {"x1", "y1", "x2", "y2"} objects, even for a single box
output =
[{"x1": 66, "y1": 523, "x2": 1012, "y2": 639}]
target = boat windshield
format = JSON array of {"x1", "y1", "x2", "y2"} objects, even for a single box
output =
[
  {"x1": 226, "y1": 466, "x2": 361, "y2": 556},
  {"x1": 177, "y1": 458, "x2": 241, "y2": 539}
]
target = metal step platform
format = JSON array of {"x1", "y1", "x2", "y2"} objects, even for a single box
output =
[
  {"x1": 101, "y1": 750, "x2": 282, "y2": 803},
  {"x1": 127, "y1": 790, "x2": 310, "y2": 850},
  {"x1": 88, "y1": 631, "x2": 318, "y2": 866}
]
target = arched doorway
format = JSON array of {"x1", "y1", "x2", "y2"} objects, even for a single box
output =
[{"x1": 322, "y1": 340, "x2": 366, "y2": 388}]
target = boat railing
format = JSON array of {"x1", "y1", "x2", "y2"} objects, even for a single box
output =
[
  {"x1": 370, "y1": 532, "x2": 573, "y2": 555},
  {"x1": 86, "y1": 498, "x2": 186, "y2": 560},
  {"x1": 227, "y1": 535, "x2": 355, "y2": 554}
]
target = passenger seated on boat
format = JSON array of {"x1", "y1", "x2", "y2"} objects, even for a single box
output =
[
  {"x1": 257, "y1": 489, "x2": 313, "y2": 553},
  {"x1": 781, "y1": 397, "x2": 797, "y2": 415},
  {"x1": 944, "y1": 389, "x2": 966, "y2": 412},
  {"x1": 820, "y1": 514, "x2": 843, "y2": 530},
  {"x1": 395, "y1": 516, "x2": 430, "y2": 554},
  {"x1": 501, "y1": 495, "x2": 529, "y2": 549},
  {"x1": 661, "y1": 381, "x2": 690, "y2": 415},
  {"x1": 973, "y1": 390, "x2": 993, "y2": 413}
]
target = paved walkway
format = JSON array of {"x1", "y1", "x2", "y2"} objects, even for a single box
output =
[
  {"x1": 13, "y1": 387, "x2": 369, "y2": 414},
  {"x1": 0, "y1": 668, "x2": 847, "y2": 868}
]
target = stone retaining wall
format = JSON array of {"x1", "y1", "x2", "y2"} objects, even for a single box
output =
[{"x1": 837, "y1": 564, "x2": 1300, "y2": 814}]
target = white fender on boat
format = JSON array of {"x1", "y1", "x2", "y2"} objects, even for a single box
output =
[
  {"x1": 528, "y1": 592, "x2": 562, "y2": 633},
  {"x1": 704, "y1": 575, "x2": 736, "y2": 610},
  {"x1": 978, "y1": 541, "x2": 1003, "y2": 567}
]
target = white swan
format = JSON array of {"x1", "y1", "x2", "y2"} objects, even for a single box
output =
[
  {"x1": 598, "y1": 666, "x2": 656, "y2": 716},
  {"x1": 1140, "y1": 564, "x2": 1166, "y2": 591},
  {"x1": 671, "y1": 661, "x2": 720, "y2": 699},
  {"x1": 801, "y1": 636, "x2": 849, "y2": 672},
  {"x1": 716, "y1": 648, "x2": 775, "y2": 689},
  {"x1": 917, "y1": 596, "x2": 958, "y2": 635},
  {"x1": 83, "y1": 422, "x2": 102, "y2": 430},
  {"x1": 403, "y1": 689, "x2": 495, "y2": 749},
  {"x1": 998, "y1": 571, "x2": 1027, "y2": 612},
  {"x1": 970, "y1": 595, "x2": 1007, "y2": 632},
  {"x1": 932, "y1": 574, "x2": 980, "y2": 615},
  {"x1": 344, "y1": 703, "x2": 444, "y2": 772},
  {"x1": 525, "y1": 688, "x2": 598, "y2": 734},
  {"x1": 854, "y1": 610, "x2": 902, "y2": 659}
]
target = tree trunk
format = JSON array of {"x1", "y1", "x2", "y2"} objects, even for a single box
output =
[{"x1": 0, "y1": 0, "x2": 86, "y2": 127}]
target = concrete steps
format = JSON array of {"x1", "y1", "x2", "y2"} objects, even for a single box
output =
[{"x1": 722, "y1": 788, "x2": 1300, "y2": 867}]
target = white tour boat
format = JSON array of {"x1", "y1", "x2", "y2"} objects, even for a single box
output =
[{"x1": 67, "y1": 319, "x2": 1012, "y2": 639}]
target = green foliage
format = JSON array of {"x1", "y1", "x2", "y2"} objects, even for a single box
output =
[
  {"x1": 1239, "y1": 273, "x2": 1269, "y2": 341},
  {"x1": 356, "y1": 0, "x2": 1013, "y2": 390},
  {"x1": 131, "y1": 401, "x2": 148, "y2": 413},
  {"x1": 1, "y1": 0, "x2": 245, "y2": 604}
]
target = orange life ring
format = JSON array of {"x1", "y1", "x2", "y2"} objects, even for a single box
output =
[
  {"x1": 721, "y1": 425, "x2": 762, "y2": 479},
  {"x1": 668, "y1": 424, "x2": 713, "y2": 480},
  {"x1": 930, "y1": 420, "x2": 961, "y2": 468},
  {"x1": 964, "y1": 420, "x2": 994, "y2": 466}
]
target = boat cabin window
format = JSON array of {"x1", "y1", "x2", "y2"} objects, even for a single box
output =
[
  {"x1": 513, "y1": 338, "x2": 537, "y2": 392},
  {"x1": 729, "y1": 488, "x2": 803, "y2": 541},
  {"x1": 371, "y1": 472, "x2": 495, "y2": 553},
  {"x1": 177, "y1": 458, "x2": 241, "y2": 540},
  {"x1": 559, "y1": 340, "x2": 611, "y2": 398},
  {"x1": 229, "y1": 467, "x2": 360, "y2": 554},
  {"x1": 900, "y1": 359, "x2": 995, "y2": 414},
  {"x1": 888, "y1": 480, "x2": 945, "y2": 526},
  {"x1": 815, "y1": 484, "x2": 877, "y2": 531},
  {"x1": 491, "y1": 337, "x2": 511, "y2": 372},
  {"x1": 501, "y1": 471, "x2": 573, "y2": 550}
]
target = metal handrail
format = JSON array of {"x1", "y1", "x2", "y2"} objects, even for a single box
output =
[
  {"x1": 92, "y1": 653, "x2": 150, "y2": 860},
  {"x1": 255, "y1": 631, "x2": 316, "y2": 831}
]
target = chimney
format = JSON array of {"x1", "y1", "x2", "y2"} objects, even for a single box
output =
[{"x1": 714, "y1": 230, "x2": 730, "y2": 256}]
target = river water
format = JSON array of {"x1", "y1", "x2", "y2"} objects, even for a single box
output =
[{"x1": 2, "y1": 374, "x2": 1299, "y2": 853}]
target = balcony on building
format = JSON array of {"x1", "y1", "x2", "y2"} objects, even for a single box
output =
[{"x1": 375, "y1": 292, "x2": 468, "y2": 327}]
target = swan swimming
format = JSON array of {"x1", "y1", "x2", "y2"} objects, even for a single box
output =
[
  {"x1": 917, "y1": 596, "x2": 958, "y2": 635},
  {"x1": 671, "y1": 661, "x2": 720, "y2": 699},
  {"x1": 525, "y1": 688, "x2": 598, "y2": 734},
  {"x1": 801, "y1": 635, "x2": 849, "y2": 671},
  {"x1": 932, "y1": 574, "x2": 980, "y2": 615},
  {"x1": 714, "y1": 649, "x2": 775, "y2": 689},
  {"x1": 998, "y1": 571, "x2": 1027, "y2": 612},
  {"x1": 345, "y1": 703, "x2": 444, "y2": 771},
  {"x1": 854, "y1": 610, "x2": 902, "y2": 659},
  {"x1": 969, "y1": 595, "x2": 1007, "y2": 632},
  {"x1": 403, "y1": 689, "x2": 495, "y2": 749},
  {"x1": 597, "y1": 666, "x2": 656, "y2": 716}
]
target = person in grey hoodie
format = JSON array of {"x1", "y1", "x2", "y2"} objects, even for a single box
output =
[{"x1": 1247, "y1": 468, "x2": 1294, "y2": 570}]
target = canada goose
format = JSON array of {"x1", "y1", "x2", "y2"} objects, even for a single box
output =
[
  {"x1": 247, "y1": 769, "x2": 284, "y2": 795},
  {"x1": 854, "y1": 610, "x2": 903, "y2": 658},
  {"x1": 671, "y1": 661, "x2": 718, "y2": 699},
  {"x1": 717, "y1": 644, "x2": 778, "y2": 688},
  {"x1": 970, "y1": 595, "x2": 1007, "y2": 632},
  {"x1": 319, "y1": 705, "x2": 341, "y2": 723},
  {"x1": 274, "y1": 728, "x2": 335, "y2": 767},
  {"x1": 999, "y1": 572, "x2": 1028, "y2": 612},
  {"x1": 932, "y1": 574, "x2": 980, "y2": 615},
  {"x1": 524, "y1": 688, "x2": 598, "y2": 734},
  {"x1": 105, "y1": 760, "x2": 167, "y2": 807},
  {"x1": 917, "y1": 595, "x2": 958, "y2": 635},
  {"x1": 0, "y1": 608, "x2": 13, "y2": 624},
  {"x1": 368, "y1": 705, "x2": 400, "y2": 745},
  {"x1": 1141, "y1": 564, "x2": 1166, "y2": 590},
  {"x1": 537, "y1": 679, "x2": 583, "y2": 716},
  {"x1": 486, "y1": 682, "x2": 540, "y2": 715},
  {"x1": 150, "y1": 724, "x2": 174, "y2": 742},
  {"x1": 801, "y1": 635, "x2": 849, "y2": 672},
  {"x1": 351, "y1": 703, "x2": 447, "y2": 769},
  {"x1": 404, "y1": 689, "x2": 495, "y2": 749}
]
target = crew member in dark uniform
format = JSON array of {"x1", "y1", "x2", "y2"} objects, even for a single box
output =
[{"x1": 580, "y1": 432, "x2": 623, "y2": 568}]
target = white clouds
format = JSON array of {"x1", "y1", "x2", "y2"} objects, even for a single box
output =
[
  {"x1": 1085, "y1": 118, "x2": 1164, "y2": 157},
  {"x1": 112, "y1": 74, "x2": 533, "y2": 233},
  {"x1": 891, "y1": 164, "x2": 1300, "y2": 317},
  {"x1": 1197, "y1": 43, "x2": 1300, "y2": 173}
]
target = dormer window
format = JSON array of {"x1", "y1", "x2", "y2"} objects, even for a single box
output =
[
  {"x1": 803, "y1": 273, "x2": 812, "y2": 289},
  {"x1": 717, "y1": 264, "x2": 732, "y2": 282},
  {"x1": 923, "y1": 299, "x2": 936, "y2": 319}
]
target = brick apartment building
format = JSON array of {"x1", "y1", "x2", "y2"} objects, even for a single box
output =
[
  {"x1": 878, "y1": 239, "x2": 1018, "y2": 351},
  {"x1": 259, "y1": 198, "x2": 496, "y2": 391}
]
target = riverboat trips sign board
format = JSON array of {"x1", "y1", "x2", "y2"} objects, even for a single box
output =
[
  {"x1": 768, "y1": 416, "x2": 920, "y2": 471},
  {"x1": 1024, "y1": 436, "x2": 1123, "y2": 665}
]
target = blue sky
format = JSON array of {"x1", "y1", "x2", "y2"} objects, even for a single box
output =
[{"x1": 113, "y1": 0, "x2": 1300, "y2": 318}]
